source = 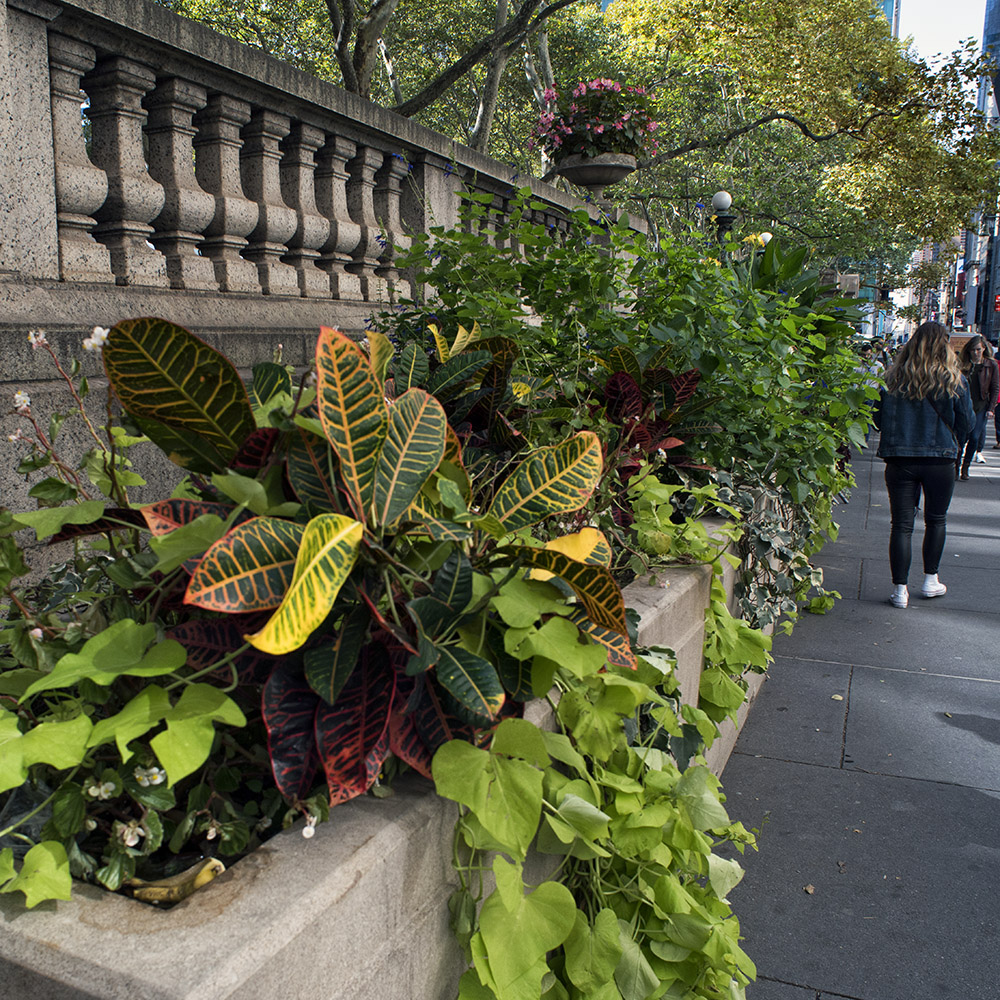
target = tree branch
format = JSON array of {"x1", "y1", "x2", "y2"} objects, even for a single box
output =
[
  {"x1": 640, "y1": 107, "x2": 910, "y2": 167},
  {"x1": 390, "y1": 0, "x2": 580, "y2": 118},
  {"x1": 326, "y1": 0, "x2": 359, "y2": 93}
]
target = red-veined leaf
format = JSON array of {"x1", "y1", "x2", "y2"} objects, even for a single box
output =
[
  {"x1": 315, "y1": 644, "x2": 395, "y2": 805},
  {"x1": 139, "y1": 500, "x2": 246, "y2": 537},
  {"x1": 262, "y1": 663, "x2": 321, "y2": 801},
  {"x1": 229, "y1": 428, "x2": 281, "y2": 472},
  {"x1": 184, "y1": 517, "x2": 305, "y2": 613}
]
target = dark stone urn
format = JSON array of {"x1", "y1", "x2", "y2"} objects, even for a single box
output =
[{"x1": 554, "y1": 152, "x2": 637, "y2": 197}]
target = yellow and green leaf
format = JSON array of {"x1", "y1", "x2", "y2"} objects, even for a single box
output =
[
  {"x1": 315, "y1": 327, "x2": 388, "y2": 522},
  {"x1": 435, "y1": 645, "x2": 506, "y2": 723},
  {"x1": 450, "y1": 321, "x2": 479, "y2": 356},
  {"x1": 487, "y1": 432, "x2": 603, "y2": 533},
  {"x1": 246, "y1": 513, "x2": 363, "y2": 655},
  {"x1": 366, "y1": 330, "x2": 395, "y2": 388},
  {"x1": 503, "y1": 546, "x2": 630, "y2": 640},
  {"x1": 375, "y1": 389, "x2": 447, "y2": 527},
  {"x1": 530, "y1": 527, "x2": 612, "y2": 582},
  {"x1": 103, "y1": 318, "x2": 255, "y2": 471},
  {"x1": 184, "y1": 517, "x2": 306, "y2": 613},
  {"x1": 429, "y1": 323, "x2": 451, "y2": 363}
]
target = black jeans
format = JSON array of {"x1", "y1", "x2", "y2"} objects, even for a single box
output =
[{"x1": 884, "y1": 459, "x2": 956, "y2": 584}]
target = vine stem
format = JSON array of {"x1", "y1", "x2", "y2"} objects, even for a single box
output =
[
  {"x1": 0, "y1": 768, "x2": 79, "y2": 840},
  {"x1": 163, "y1": 642, "x2": 252, "y2": 692}
]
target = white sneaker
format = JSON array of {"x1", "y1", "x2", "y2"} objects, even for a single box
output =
[
  {"x1": 921, "y1": 581, "x2": 947, "y2": 599},
  {"x1": 974, "y1": 452, "x2": 986, "y2": 464},
  {"x1": 889, "y1": 591, "x2": 908, "y2": 608}
]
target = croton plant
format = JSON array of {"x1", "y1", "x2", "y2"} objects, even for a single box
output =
[{"x1": 0, "y1": 317, "x2": 636, "y2": 904}]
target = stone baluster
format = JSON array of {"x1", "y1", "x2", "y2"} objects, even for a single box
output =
[
  {"x1": 83, "y1": 56, "x2": 168, "y2": 286},
  {"x1": 143, "y1": 78, "x2": 217, "y2": 291},
  {"x1": 279, "y1": 122, "x2": 329, "y2": 298},
  {"x1": 192, "y1": 94, "x2": 260, "y2": 294},
  {"x1": 345, "y1": 144, "x2": 388, "y2": 301},
  {"x1": 373, "y1": 152, "x2": 411, "y2": 294},
  {"x1": 490, "y1": 193, "x2": 512, "y2": 250},
  {"x1": 240, "y1": 109, "x2": 299, "y2": 296},
  {"x1": 315, "y1": 135, "x2": 362, "y2": 300},
  {"x1": 47, "y1": 33, "x2": 113, "y2": 283}
]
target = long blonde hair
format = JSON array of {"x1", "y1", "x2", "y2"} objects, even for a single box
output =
[{"x1": 885, "y1": 322, "x2": 964, "y2": 399}]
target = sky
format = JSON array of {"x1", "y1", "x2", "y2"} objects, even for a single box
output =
[{"x1": 897, "y1": 0, "x2": 985, "y2": 60}]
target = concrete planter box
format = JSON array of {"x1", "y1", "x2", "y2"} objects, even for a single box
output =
[{"x1": 0, "y1": 565, "x2": 765, "y2": 1000}]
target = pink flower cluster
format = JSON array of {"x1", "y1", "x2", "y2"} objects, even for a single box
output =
[{"x1": 531, "y1": 78, "x2": 658, "y2": 161}]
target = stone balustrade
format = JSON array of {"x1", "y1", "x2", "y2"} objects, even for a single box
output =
[{"x1": 1, "y1": 0, "x2": 637, "y2": 359}]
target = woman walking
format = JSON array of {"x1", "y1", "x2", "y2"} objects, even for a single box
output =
[
  {"x1": 874, "y1": 322, "x2": 974, "y2": 608},
  {"x1": 957, "y1": 335, "x2": 999, "y2": 479}
]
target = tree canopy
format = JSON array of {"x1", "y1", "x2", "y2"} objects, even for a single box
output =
[{"x1": 155, "y1": 0, "x2": 999, "y2": 264}]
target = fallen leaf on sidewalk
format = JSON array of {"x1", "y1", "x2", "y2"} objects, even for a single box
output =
[
  {"x1": 831, "y1": 694, "x2": 844, "y2": 701},
  {"x1": 803, "y1": 884, "x2": 815, "y2": 894},
  {"x1": 944, "y1": 712, "x2": 952, "y2": 718}
]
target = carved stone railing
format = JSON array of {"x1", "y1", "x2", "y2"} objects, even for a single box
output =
[{"x1": 0, "y1": 0, "x2": 641, "y2": 357}]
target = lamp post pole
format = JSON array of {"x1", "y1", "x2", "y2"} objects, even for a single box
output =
[{"x1": 712, "y1": 190, "x2": 737, "y2": 249}]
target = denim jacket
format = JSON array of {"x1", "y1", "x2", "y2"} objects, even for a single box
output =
[{"x1": 874, "y1": 381, "x2": 974, "y2": 459}]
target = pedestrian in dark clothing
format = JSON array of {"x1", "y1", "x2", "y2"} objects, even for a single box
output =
[
  {"x1": 958, "y1": 336, "x2": 999, "y2": 478},
  {"x1": 874, "y1": 322, "x2": 974, "y2": 609}
]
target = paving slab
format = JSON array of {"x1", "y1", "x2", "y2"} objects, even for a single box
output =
[
  {"x1": 773, "y1": 598, "x2": 998, "y2": 679},
  {"x1": 746, "y1": 979, "x2": 818, "y2": 999},
  {"x1": 721, "y1": 755, "x2": 1000, "y2": 1000},
  {"x1": 843, "y1": 665, "x2": 1000, "y2": 789},
  {"x1": 810, "y1": 555, "x2": 861, "y2": 600},
  {"x1": 729, "y1": 657, "x2": 849, "y2": 768}
]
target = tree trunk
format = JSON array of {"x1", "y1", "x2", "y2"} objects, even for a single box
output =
[{"x1": 469, "y1": 0, "x2": 511, "y2": 152}]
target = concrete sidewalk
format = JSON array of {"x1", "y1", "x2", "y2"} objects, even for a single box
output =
[{"x1": 721, "y1": 442, "x2": 1000, "y2": 1000}]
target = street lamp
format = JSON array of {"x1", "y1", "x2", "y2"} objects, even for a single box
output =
[{"x1": 712, "y1": 190, "x2": 737, "y2": 245}]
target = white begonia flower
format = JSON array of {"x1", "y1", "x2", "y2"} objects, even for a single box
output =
[
  {"x1": 28, "y1": 329, "x2": 48, "y2": 349},
  {"x1": 205, "y1": 822, "x2": 219, "y2": 841},
  {"x1": 133, "y1": 765, "x2": 167, "y2": 787},
  {"x1": 116, "y1": 819, "x2": 145, "y2": 848},
  {"x1": 28, "y1": 627, "x2": 43, "y2": 640},
  {"x1": 84, "y1": 818, "x2": 97, "y2": 832},
  {"x1": 7, "y1": 428, "x2": 26, "y2": 443},
  {"x1": 657, "y1": 448, "x2": 667, "y2": 458},
  {"x1": 301, "y1": 814, "x2": 318, "y2": 839},
  {"x1": 83, "y1": 326, "x2": 110, "y2": 352},
  {"x1": 87, "y1": 780, "x2": 116, "y2": 800},
  {"x1": 13, "y1": 390, "x2": 30, "y2": 413}
]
